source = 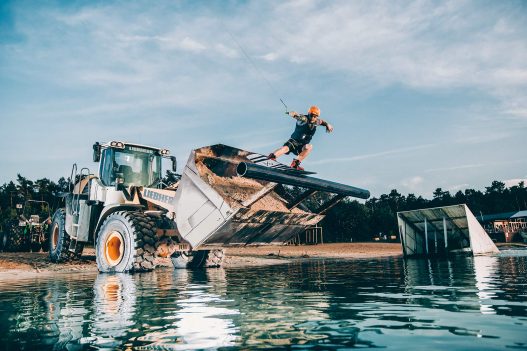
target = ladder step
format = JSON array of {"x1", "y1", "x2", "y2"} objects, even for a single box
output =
[{"x1": 68, "y1": 239, "x2": 77, "y2": 252}]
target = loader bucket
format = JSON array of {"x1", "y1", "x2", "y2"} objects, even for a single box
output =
[{"x1": 172, "y1": 144, "x2": 369, "y2": 249}]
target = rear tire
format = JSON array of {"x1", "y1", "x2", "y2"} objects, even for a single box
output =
[
  {"x1": 95, "y1": 211, "x2": 157, "y2": 273},
  {"x1": 30, "y1": 239, "x2": 42, "y2": 253},
  {"x1": 49, "y1": 209, "x2": 83, "y2": 262},
  {"x1": 4, "y1": 223, "x2": 29, "y2": 252},
  {"x1": 31, "y1": 242, "x2": 42, "y2": 252},
  {"x1": 41, "y1": 236, "x2": 50, "y2": 252}
]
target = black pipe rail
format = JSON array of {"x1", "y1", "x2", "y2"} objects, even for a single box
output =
[{"x1": 236, "y1": 162, "x2": 370, "y2": 199}]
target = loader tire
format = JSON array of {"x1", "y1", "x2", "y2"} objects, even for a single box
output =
[
  {"x1": 205, "y1": 249, "x2": 225, "y2": 267},
  {"x1": 4, "y1": 223, "x2": 29, "y2": 252},
  {"x1": 187, "y1": 249, "x2": 225, "y2": 268},
  {"x1": 49, "y1": 209, "x2": 83, "y2": 262},
  {"x1": 96, "y1": 211, "x2": 157, "y2": 273}
]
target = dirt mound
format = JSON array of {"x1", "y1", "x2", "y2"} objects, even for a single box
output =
[{"x1": 194, "y1": 148, "x2": 304, "y2": 213}]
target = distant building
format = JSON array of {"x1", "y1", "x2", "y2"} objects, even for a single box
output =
[{"x1": 478, "y1": 211, "x2": 527, "y2": 243}]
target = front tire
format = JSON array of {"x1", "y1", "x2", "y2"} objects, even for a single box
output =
[
  {"x1": 95, "y1": 211, "x2": 157, "y2": 273},
  {"x1": 172, "y1": 249, "x2": 225, "y2": 269},
  {"x1": 207, "y1": 249, "x2": 225, "y2": 267},
  {"x1": 191, "y1": 249, "x2": 225, "y2": 268}
]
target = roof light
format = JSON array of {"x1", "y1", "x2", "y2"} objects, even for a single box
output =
[
  {"x1": 160, "y1": 149, "x2": 170, "y2": 156},
  {"x1": 110, "y1": 141, "x2": 125, "y2": 149}
]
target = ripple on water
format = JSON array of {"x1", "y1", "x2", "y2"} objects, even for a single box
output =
[{"x1": 0, "y1": 254, "x2": 526, "y2": 349}]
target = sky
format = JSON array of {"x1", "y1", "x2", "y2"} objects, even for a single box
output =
[{"x1": 0, "y1": 0, "x2": 526, "y2": 198}]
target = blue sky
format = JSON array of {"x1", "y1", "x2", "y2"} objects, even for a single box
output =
[{"x1": 1, "y1": 0, "x2": 526, "y2": 198}]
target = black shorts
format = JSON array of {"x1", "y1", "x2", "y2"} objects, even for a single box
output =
[{"x1": 284, "y1": 138, "x2": 307, "y2": 156}]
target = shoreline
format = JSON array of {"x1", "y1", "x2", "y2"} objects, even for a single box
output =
[{"x1": 0, "y1": 243, "x2": 403, "y2": 280}]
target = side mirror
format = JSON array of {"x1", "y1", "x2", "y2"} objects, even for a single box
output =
[
  {"x1": 93, "y1": 142, "x2": 101, "y2": 162},
  {"x1": 170, "y1": 156, "x2": 177, "y2": 172}
]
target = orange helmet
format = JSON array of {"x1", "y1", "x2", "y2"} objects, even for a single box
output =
[{"x1": 308, "y1": 105, "x2": 320, "y2": 116}]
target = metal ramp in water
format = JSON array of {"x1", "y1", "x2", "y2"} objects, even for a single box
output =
[{"x1": 397, "y1": 204, "x2": 499, "y2": 257}]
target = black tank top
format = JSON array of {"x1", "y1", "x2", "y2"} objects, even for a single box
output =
[{"x1": 290, "y1": 117, "x2": 318, "y2": 143}]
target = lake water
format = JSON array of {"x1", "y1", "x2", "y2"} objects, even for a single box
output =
[{"x1": 1, "y1": 251, "x2": 526, "y2": 350}]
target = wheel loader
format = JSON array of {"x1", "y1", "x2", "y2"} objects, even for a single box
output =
[{"x1": 49, "y1": 141, "x2": 370, "y2": 273}]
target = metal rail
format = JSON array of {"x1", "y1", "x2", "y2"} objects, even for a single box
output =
[{"x1": 236, "y1": 162, "x2": 370, "y2": 199}]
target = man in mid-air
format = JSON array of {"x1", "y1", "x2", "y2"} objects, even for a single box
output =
[{"x1": 268, "y1": 105, "x2": 333, "y2": 171}]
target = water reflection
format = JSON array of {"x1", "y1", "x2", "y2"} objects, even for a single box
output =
[
  {"x1": 473, "y1": 256, "x2": 499, "y2": 314},
  {"x1": 135, "y1": 269, "x2": 239, "y2": 350},
  {"x1": 0, "y1": 251, "x2": 526, "y2": 350},
  {"x1": 46, "y1": 280, "x2": 89, "y2": 349},
  {"x1": 229, "y1": 262, "x2": 333, "y2": 348},
  {"x1": 91, "y1": 274, "x2": 137, "y2": 348}
]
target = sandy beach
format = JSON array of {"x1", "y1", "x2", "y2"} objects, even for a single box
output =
[{"x1": 0, "y1": 243, "x2": 402, "y2": 279}]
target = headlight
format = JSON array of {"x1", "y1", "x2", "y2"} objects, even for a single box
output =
[{"x1": 110, "y1": 141, "x2": 125, "y2": 149}]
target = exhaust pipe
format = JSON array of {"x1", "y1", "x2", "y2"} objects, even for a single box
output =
[{"x1": 236, "y1": 162, "x2": 370, "y2": 199}]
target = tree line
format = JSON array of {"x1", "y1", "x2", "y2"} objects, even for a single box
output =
[
  {"x1": 1, "y1": 174, "x2": 525, "y2": 242},
  {"x1": 320, "y1": 180, "x2": 527, "y2": 242}
]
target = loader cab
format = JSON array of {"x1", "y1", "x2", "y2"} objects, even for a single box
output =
[{"x1": 96, "y1": 142, "x2": 166, "y2": 187}]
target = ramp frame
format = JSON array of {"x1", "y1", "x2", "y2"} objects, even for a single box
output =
[{"x1": 398, "y1": 204, "x2": 499, "y2": 257}]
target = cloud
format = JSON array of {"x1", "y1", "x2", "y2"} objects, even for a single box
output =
[
  {"x1": 278, "y1": 2, "x2": 526, "y2": 89},
  {"x1": 425, "y1": 164, "x2": 484, "y2": 173},
  {"x1": 310, "y1": 143, "x2": 436, "y2": 165},
  {"x1": 425, "y1": 160, "x2": 526, "y2": 174},
  {"x1": 503, "y1": 178, "x2": 527, "y2": 187},
  {"x1": 9, "y1": 1, "x2": 526, "y2": 108},
  {"x1": 251, "y1": 1, "x2": 527, "y2": 122},
  {"x1": 401, "y1": 176, "x2": 424, "y2": 191},
  {"x1": 504, "y1": 107, "x2": 527, "y2": 119},
  {"x1": 261, "y1": 52, "x2": 278, "y2": 61},
  {"x1": 214, "y1": 43, "x2": 239, "y2": 58},
  {"x1": 1, "y1": 0, "x2": 526, "y2": 194},
  {"x1": 446, "y1": 183, "x2": 470, "y2": 192},
  {"x1": 180, "y1": 36, "x2": 206, "y2": 52}
]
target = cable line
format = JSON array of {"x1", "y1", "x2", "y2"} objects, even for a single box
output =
[{"x1": 222, "y1": 24, "x2": 289, "y2": 114}]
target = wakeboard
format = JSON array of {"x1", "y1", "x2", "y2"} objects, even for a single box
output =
[{"x1": 246, "y1": 153, "x2": 317, "y2": 176}]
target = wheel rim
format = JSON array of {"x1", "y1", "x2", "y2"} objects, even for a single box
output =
[
  {"x1": 105, "y1": 231, "x2": 125, "y2": 267},
  {"x1": 52, "y1": 224, "x2": 59, "y2": 250}
]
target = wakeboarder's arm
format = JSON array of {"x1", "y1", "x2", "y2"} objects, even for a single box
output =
[
  {"x1": 288, "y1": 111, "x2": 308, "y2": 123},
  {"x1": 318, "y1": 119, "x2": 334, "y2": 133}
]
